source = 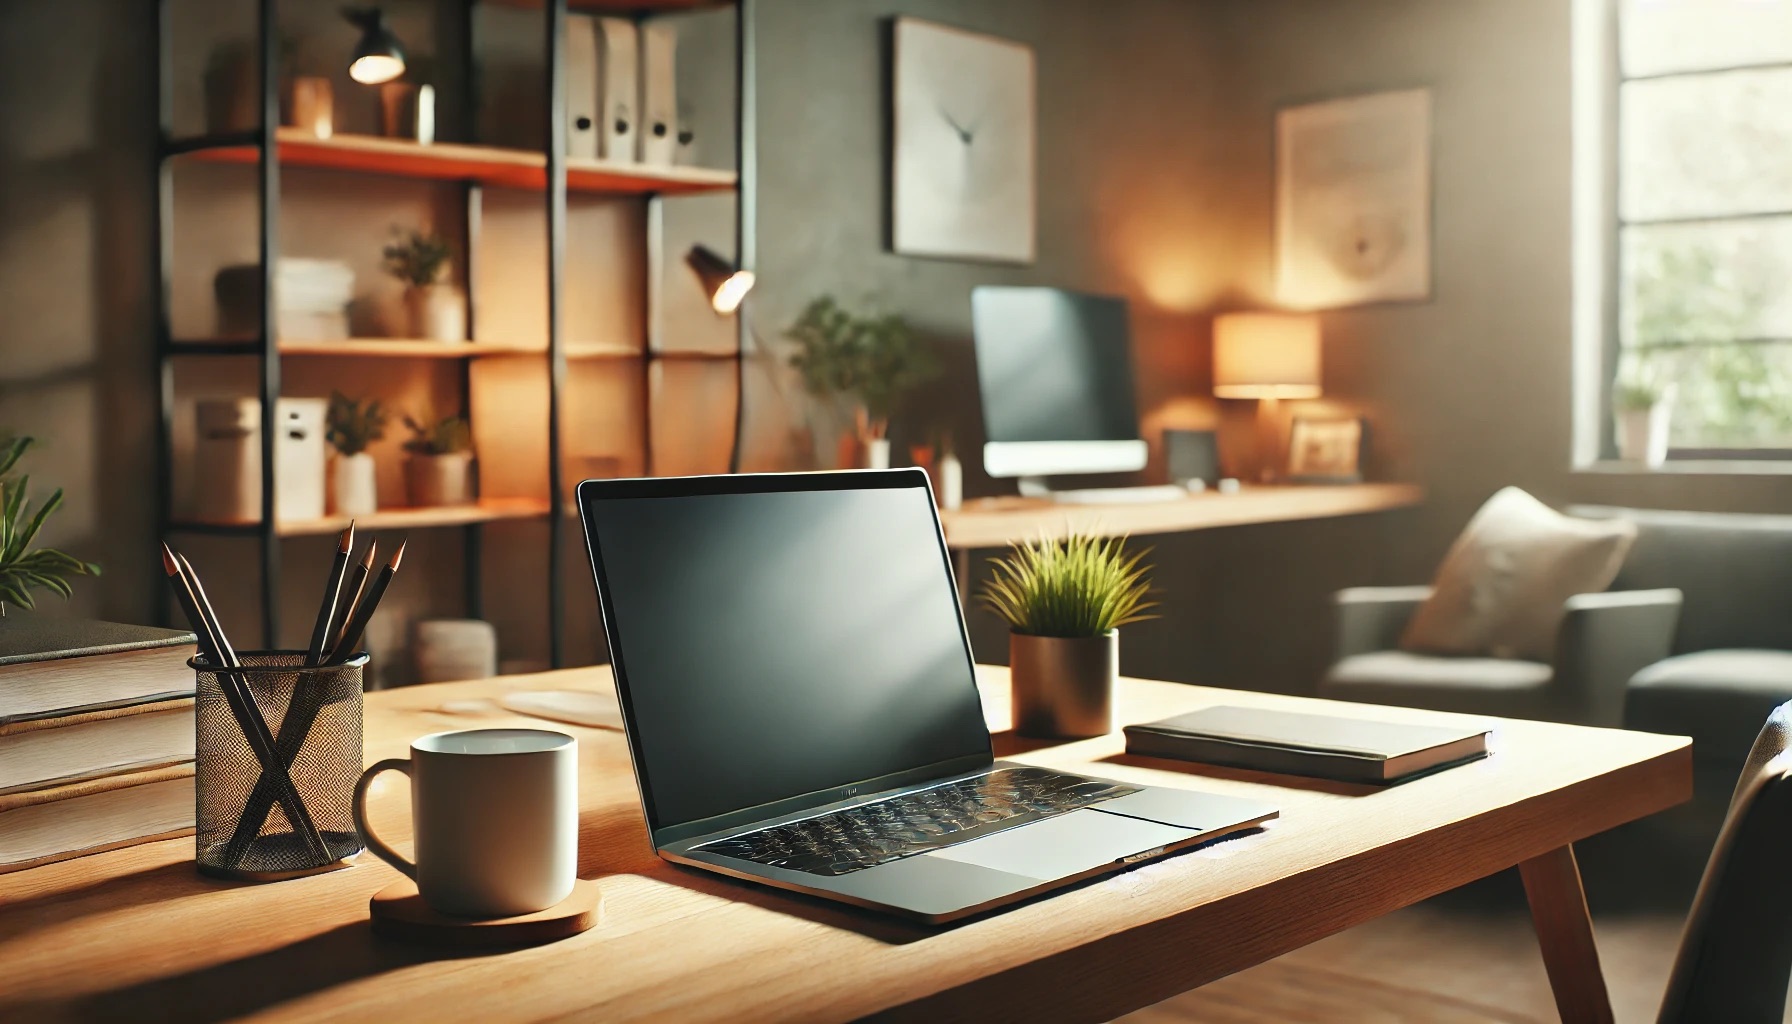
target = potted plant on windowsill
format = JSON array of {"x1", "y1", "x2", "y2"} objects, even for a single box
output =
[
  {"x1": 786, "y1": 296, "x2": 938, "y2": 469},
  {"x1": 402, "y1": 413, "x2": 475, "y2": 508},
  {"x1": 382, "y1": 226, "x2": 463, "y2": 342},
  {"x1": 327, "y1": 391, "x2": 387, "y2": 516},
  {"x1": 978, "y1": 531, "x2": 1157, "y2": 739},
  {"x1": 1613, "y1": 361, "x2": 1675, "y2": 468}
]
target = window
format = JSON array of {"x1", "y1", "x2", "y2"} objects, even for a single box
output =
[{"x1": 1612, "y1": 0, "x2": 1792, "y2": 455}]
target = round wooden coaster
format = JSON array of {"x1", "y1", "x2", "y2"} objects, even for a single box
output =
[{"x1": 369, "y1": 878, "x2": 602, "y2": 948}]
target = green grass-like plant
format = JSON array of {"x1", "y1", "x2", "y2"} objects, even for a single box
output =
[
  {"x1": 978, "y1": 531, "x2": 1157, "y2": 638},
  {"x1": 382, "y1": 226, "x2": 452, "y2": 288},
  {"x1": 0, "y1": 436, "x2": 99, "y2": 613},
  {"x1": 402, "y1": 412, "x2": 472, "y2": 456}
]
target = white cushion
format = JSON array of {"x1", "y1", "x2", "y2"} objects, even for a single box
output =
[{"x1": 1401, "y1": 487, "x2": 1636, "y2": 661}]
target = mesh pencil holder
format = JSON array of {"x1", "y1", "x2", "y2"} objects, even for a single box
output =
[{"x1": 193, "y1": 651, "x2": 368, "y2": 881}]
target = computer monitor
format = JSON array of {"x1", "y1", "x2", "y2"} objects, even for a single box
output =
[{"x1": 971, "y1": 287, "x2": 1147, "y2": 490}]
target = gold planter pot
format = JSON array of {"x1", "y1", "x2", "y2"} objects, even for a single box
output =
[{"x1": 1009, "y1": 631, "x2": 1118, "y2": 739}]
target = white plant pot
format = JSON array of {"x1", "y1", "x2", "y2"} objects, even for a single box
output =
[
  {"x1": 1616, "y1": 404, "x2": 1671, "y2": 467},
  {"x1": 405, "y1": 452, "x2": 475, "y2": 508},
  {"x1": 406, "y1": 285, "x2": 466, "y2": 342},
  {"x1": 332, "y1": 452, "x2": 378, "y2": 516},
  {"x1": 862, "y1": 438, "x2": 892, "y2": 470}
]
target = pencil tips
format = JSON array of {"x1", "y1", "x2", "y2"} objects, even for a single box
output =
[
  {"x1": 388, "y1": 539, "x2": 407, "y2": 570},
  {"x1": 160, "y1": 542, "x2": 180, "y2": 575},
  {"x1": 339, "y1": 522, "x2": 355, "y2": 553},
  {"x1": 359, "y1": 539, "x2": 379, "y2": 569}
]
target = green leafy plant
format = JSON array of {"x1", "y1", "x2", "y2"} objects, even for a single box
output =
[
  {"x1": 978, "y1": 531, "x2": 1157, "y2": 638},
  {"x1": 1612, "y1": 357, "x2": 1670, "y2": 412},
  {"x1": 382, "y1": 227, "x2": 452, "y2": 288},
  {"x1": 401, "y1": 412, "x2": 472, "y2": 456},
  {"x1": 326, "y1": 391, "x2": 388, "y2": 456},
  {"x1": 0, "y1": 437, "x2": 99, "y2": 614},
  {"x1": 785, "y1": 296, "x2": 938, "y2": 438}
]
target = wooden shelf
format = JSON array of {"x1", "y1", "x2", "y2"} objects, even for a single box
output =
[
  {"x1": 490, "y1": 0, "x2": 734, "y2": 10},
  {"x1": 279, "y1": 339, "x2": 538, "y2": 359},
  {"x1": 175, "y1": 129, "x2": 738, "y2": 196},
  {"x1": 171, "y1": 497, "x2": 552, "y2": 538}
]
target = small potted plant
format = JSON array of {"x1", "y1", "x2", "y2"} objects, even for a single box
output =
[
  {"x1": 1613, "y1": 360, "x2": 1675, "y2": 467},
  {"x1": 326, "y1": 391, "x2": 387, "y2": 516},
  {"x1": 786, "y1": 296, "x2": 938, "y2": 468},
  {"x1": 382, "y1": 226, "x2": 463, "y2": 342},
  {"x1": 978, "y1": 531, "x2": 1156, "y2": 739},
  {"x1": 0, "y1": 436, "x2": 99, "y2": 614},
  {"x1": 402, "y1": 412, "x2": 475, "y2": 508}
]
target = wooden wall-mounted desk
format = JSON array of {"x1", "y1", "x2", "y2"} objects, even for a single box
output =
[
  {"x1": 0, "y1": 665, "x2": 1683, "y2": 1023},
  {"x1": 937, "y1": 482, "x2": 1425, "y2": 550}
]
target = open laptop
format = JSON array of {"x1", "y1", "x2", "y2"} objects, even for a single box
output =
[{"x1": 577, "y1": 469, "x2": 1277, "y2": 923}]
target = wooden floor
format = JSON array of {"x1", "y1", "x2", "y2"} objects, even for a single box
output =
[{"x1": 1121, "y1": 818, "x2": 1775, "y2": 1023}]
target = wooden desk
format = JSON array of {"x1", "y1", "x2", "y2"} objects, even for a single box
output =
[
  {"x1": 0, "y1": 666, "x2": 1686, "y2": 1023},
  {"x1": 937, "y1": 482, "x2": 1425, "y2": 550}
]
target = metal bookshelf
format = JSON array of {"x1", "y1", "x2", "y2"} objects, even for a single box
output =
[{"x1": 151, "y1": 0, "x2": 753, "y2": 667}]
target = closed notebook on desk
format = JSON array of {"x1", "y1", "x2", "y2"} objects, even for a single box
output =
[{"x1": 1124, "y1": 706, "x2": 1490, "y2": 784}]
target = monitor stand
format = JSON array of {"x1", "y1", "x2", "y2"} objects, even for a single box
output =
[{"x1": 1015, "y1": 477, "x2": 1190, "y2": 505}]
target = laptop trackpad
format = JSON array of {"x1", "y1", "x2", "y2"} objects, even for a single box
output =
[{"x1": 924, "y1": 808, "x2": 1197, "y2": 881}]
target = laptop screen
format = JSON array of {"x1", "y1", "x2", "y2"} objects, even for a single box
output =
[{"x1": 582, "y1": 473, "x2": 991, "y2": 834}]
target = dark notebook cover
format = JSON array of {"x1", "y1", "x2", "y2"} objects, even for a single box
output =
[
  {"x1": 1124, "y1": 706, "x2": 1490, "y2": 784},
  {"x1": 0, "y1": 618, "x2": 195, "y2": 667}
]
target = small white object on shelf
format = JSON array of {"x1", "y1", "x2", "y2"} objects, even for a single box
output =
[
  {"x1": 597, "y1": 18, "x2": 638, "y2": 161},
  {"x1": 332, "y1": 453, "x2": 378, "y2": 516},
  {"x1": 637, "y1": 20, "x2": 677, "y2": 165},
  {"x1": 193, "y1": 398, "x2": 326, "y2": 523},
  {"x1": 565, "y1": 15, "x2": 601, "y2": 159},
  {"x1": 937, "y1": 450, "x2": 963, "y2": 510}
]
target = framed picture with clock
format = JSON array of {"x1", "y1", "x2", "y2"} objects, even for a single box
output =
[{"x1": 891, "y1": 18, "x2": 1035, "y2": 264}]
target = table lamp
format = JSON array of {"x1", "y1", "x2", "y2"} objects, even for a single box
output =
[{"x1": 1212, "y1": 312, "x2": 1321, "y2": 480}]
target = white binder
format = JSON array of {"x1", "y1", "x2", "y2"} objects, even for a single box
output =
[
  {"x1": 597, "y1": 17, "x2": 638, "y2": 162},
  {"x1": 638, "y1": 21, "x2": 678, "y2": 165},
  {"x1": 565, "y1": 14, "x2": 600, "y2": 159}
]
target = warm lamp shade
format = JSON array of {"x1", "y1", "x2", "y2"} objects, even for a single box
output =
[
  {"x1": 343, "y1": 7, "x2": 406, "y2": 85},
  {"x1": 685, "y1": 245, "x2": 755, "y2": 315},
  {"x1": 1212, "y1": 312, "x2": 1322, "y2": 399}
]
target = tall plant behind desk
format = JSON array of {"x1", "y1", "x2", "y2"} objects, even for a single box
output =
[{"x1": 151, "y1": 0, "x2": 755, "y2": 671}]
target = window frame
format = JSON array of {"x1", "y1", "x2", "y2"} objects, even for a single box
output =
[{"x1": 1604, "y1": 2, "x2": 1792, "y2": 459}]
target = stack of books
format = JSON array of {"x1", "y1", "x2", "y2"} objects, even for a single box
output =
[
  {"x1": 215, "y1": 258, "x2": 355, "y2": 341},
  {"x1": 0, "y1": 619, "x2": 199, "y2": 873}
]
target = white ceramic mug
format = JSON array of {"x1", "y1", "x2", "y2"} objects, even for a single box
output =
[{"x1": 353, "y1": 728, "x2": 578, "y2": 918}]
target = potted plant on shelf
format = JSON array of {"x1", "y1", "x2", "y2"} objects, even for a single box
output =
[
  {"x1": 978, "y1": 531, "x2": 1157, "y2": 739},
  {"x1": 382, "y1": 226, "x2": 463, "y2": 342},
  {"x1": 326, "y1": 391, "x2": 386, "y2": 516},
  {"x1": 1613, "y1": 360, "x2": 1675, "y2": 467},
  {"x1": 786, "y1": 296, "x2": 937, "y2": 469},
  {"x1": 0, "y1": 436, "x2": 99, "y2": 615},
  {"x1": 402, "y1": 412, "x2": 475, "y2": 508}
]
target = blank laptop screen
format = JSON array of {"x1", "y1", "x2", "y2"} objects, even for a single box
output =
[{"x1": 584, "y1": 479, "x2": 989, "y2": 832}]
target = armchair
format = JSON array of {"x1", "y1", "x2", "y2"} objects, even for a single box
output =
[{"x1": 1320, "y1": 586, "x2": 1683, "y2": 727}]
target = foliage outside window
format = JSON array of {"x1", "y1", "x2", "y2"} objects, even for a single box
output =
[{"x1": 1613, "y1": 0, "x2": 1792, "y2": 453}]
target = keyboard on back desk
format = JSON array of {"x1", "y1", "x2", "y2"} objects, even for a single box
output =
[{"x1": 691, "y1": 766, "x2": 1141, "y2": 876}]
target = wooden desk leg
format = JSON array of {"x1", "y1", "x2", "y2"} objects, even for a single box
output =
[{"x1": 1520, "y1": 844, "x2": 1614, "y2": 1024}]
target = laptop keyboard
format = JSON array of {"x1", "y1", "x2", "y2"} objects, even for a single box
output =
[{"x1": 691, "y1": 766, "x2": 1141, "y2": 876}]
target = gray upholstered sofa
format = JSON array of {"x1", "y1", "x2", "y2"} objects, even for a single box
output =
[
  {"x1": 1319, "y1": 584, "x2": 1682, "y2": 727},
  {"x1": 1571, "y1": 506, "x2": 1792, "y2": 796}
]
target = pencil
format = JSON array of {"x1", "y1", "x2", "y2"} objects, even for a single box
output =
[
  {"x1": 161, "y1": 546, "x2": 329, "y2": 864},
  {"x1": 327, "y1": 538, "x2": 404, "y2": 665},
  {"x1": 305, "y1": 523, "x2": 355, "y2": 667},
  {"x1": 327, "y1": 539, "x2": 376, "y2": 656}
]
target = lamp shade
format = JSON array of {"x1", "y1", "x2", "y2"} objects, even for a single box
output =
[
  {"x1": 685, "y1": 245, "x2": 755, "y2": 315},
  {"x1": 1212, "y1": 312, "x2": 1321, "y2": 399},
  {"x1": 343, "y1": 7, "x2": 406, "y2": 85}
]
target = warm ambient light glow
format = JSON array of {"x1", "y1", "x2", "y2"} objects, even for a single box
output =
[
  {"x1": 349, "y1": 54, "x2": 405, "y2": 85},
  {"x1": 710, "y1": 270, "x2": 756, "y2": 315},
  {"x1": 1212, "y1": 312, "x2": 1322, "y2": 400}
]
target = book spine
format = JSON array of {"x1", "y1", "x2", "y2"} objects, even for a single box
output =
[{"x1": 1123, "y1": 729, "x2": 1382, "y2": 783}]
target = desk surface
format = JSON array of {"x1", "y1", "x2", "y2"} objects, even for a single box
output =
[
  {"x1": 0, "y1": 666, "x2": 1685, "y2": 1023},
  {"x1": 937, "y1": 482, "x2": 1424, "y2": 549}
]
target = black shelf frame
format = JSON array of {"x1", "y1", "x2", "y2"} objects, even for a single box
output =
[{"x1": 151, "y1": 0, "x2": 753, "y2": 666}]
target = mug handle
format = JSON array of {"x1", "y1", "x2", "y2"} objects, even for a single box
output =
[{"x1": 352, "y1": 758, "x2": 417, "y2": 880}]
